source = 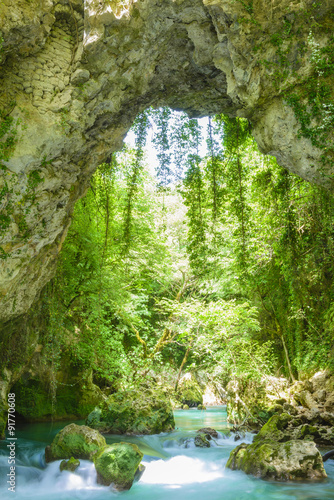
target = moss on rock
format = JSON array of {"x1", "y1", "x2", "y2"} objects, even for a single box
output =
[
  {"x1": 253, "y1": 413, "x2": 292, "y2": 444},
  {"x1": 194, "y1": 433, "x2": 211, "y2": 448},
  {"x1": 12, "y1": 373, "x2": 101, "y2": 422},
  {"x1": 45, "y1": 423, "x2": 106, "y2": 462},
  {"x1": 86, "y1": 387, "x2": 175, "y2": 435},
  {"x1": 60, "y1": 457, "x2": 80, "y2": 472},
  {"x1": 226, "y1": 439, "x2": 327, "y2": 481},
  {"x1": 94, "y1": 443, "x2": 143, "y2": 490}
]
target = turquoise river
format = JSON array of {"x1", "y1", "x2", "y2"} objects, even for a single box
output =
[{"x1": 1, "y1": 406, "x2": 334, "y2": 499}]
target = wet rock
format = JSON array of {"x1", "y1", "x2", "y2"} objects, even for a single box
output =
[
  {"x1": 197, "y1": 427, "x2": 218, "y2": 439},
  {"x1": 194, "y1": 433, "x2": 211, "y2": 448},
  {"x1": 226, "y1": 440, "x2": 327, "y2": 481},
  {"x1": 134, "y1": 463, "x2": 146, "y2": 482},
  {"x1": 253, "y1": 413, "x2": 293, "y2": 444},
  {"x1": 94, "y1": 443, "x2": 143, "y2": 491},
  {"x1": 86, "y1": 387, "x2": 175, "y2": 435},
  {"x1": 234, "y1": 432, "x2": 245, "y2": 442},
  {"x1": 45, "y1": 423, "x2": 106, "y2": 462},
  {"x1": 182, "y1": 404, "x2": 189, "y2": 410},
  {"x1": 60, "y1": 457, "x2": 80, "y2": 472}
]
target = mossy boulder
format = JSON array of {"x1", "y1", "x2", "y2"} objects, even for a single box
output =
[
  {"x1": 197, "y1": 427, "x2": 218, "y2": 439},
  {"x1": 86, "y1": 387, "x2": 175, "y2": 435},
  {"x1": 177, "y1": 373, "x2": 203, "y2": 407},
  {"x1": 60, "y1": 457, "x2": 80, "y2": 472},
  {"x1": 94, "y1": 443, "x2": 143, "y2": 490},
  {"x1": 226, "y1": 439, "x2": 327, "y2": 481},
  {"x1": 45, "y1": 423, "x2": 106, "y2": 462},
  {"x1": 194, "y1": 433, "x2": 211, "y2": 448},
  {"x1": 298, "y1": 424, "x2": 321, "y2": 440},
  {"x1": 194, "y1": 427, "x2": 218, "y2": 448},
  {"x1": 253, "y1": 413, "x2": 293, "y2": 443}
]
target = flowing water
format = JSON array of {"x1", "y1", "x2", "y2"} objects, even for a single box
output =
[{"x1": 1, "y1": 406, "x2": 334, "y2": 499}]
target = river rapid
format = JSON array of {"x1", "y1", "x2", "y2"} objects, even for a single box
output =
[{"x1": 1, "y1": 406, "x2": 334, "y2": 500}]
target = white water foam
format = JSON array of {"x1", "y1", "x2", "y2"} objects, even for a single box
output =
[{"x1": 141, "y1": 455, "x2": 224, "y2": 485}]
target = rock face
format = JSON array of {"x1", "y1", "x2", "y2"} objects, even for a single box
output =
[
  {"x1": 227, "y1": 439, "x2": 326, "y2": 481},
  {"x1": 86, "y1": 387, "x2": 175, "y2": 435},
  {"x1": 45, "y1": 423, "x2": 106, "y2": 462},
  {"x1": 11, "y1": 366, "x2": 102, "y2": 423},
  {"x1": 1, "y1": 0, "x2": 334, "y2": 330},
  {"x1": 94, "y1": 443, "x2": 143, "y2": 491},
  {"x1": 227, "y1": 412, "x2": 327, "y2": 481}
]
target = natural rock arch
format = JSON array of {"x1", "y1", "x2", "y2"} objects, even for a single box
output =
[{"x1": 0, "y1": 0, "x2": 333, "y2": 325}]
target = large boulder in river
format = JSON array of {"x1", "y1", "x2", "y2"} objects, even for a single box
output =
[
  {"x1": 86, "y1": 387, "x2": 175, "y2": 435},
  {"x1": 226, "y1": 413, "x2": 328, "y2": 481},
  {"x1": 45, "y1": 423, "x2": 106, "y2": 462},
  {"x1": 226, "y1": 439, "x2": 327, "y2": 481},
  {"x1": 94, "y1": 443, "x2": 143, "y2": 490}
]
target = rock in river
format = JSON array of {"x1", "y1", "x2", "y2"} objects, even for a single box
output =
[
  {"x1": 45, "y1": 423, "x2": 106, "y2": 462},
  {"x1": 94, "y1": 442, "x2": 143, "y2": 491},
  {"x1": 60, "y1": 457, "x2": 80, "y2": 472},
  {"x1": 86, "y1": 387, "x2": 175, "y2": 435},
  {"x1": 226, "y1": 439, "x2": 327, "y2": 481},
  {"x1": 226, "y1": 413, "x2": 327, "y2": 481}
]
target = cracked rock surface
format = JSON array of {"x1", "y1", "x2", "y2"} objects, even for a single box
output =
[{"x1": 0, "y1": 0, "x2": 333, "y2": 324}]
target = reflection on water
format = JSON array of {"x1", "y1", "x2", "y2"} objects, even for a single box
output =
[{"x1": 0, "y1": 406, "x2": 333, "y2": 500}]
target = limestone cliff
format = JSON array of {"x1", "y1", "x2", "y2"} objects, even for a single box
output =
[{"x1": 1, "y1": 0, "x2": 334, "y2": 326}]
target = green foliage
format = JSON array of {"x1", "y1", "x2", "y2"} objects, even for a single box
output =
[
  {"x1": 38, "y1": 105, "x2": 334, "y2": 406},
  {"x1": 152, "y1": 107, "x2": 172, "y2": 186},
  {"x1": 123, "y1": 110, "x2": 149, "y2": 252}
]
